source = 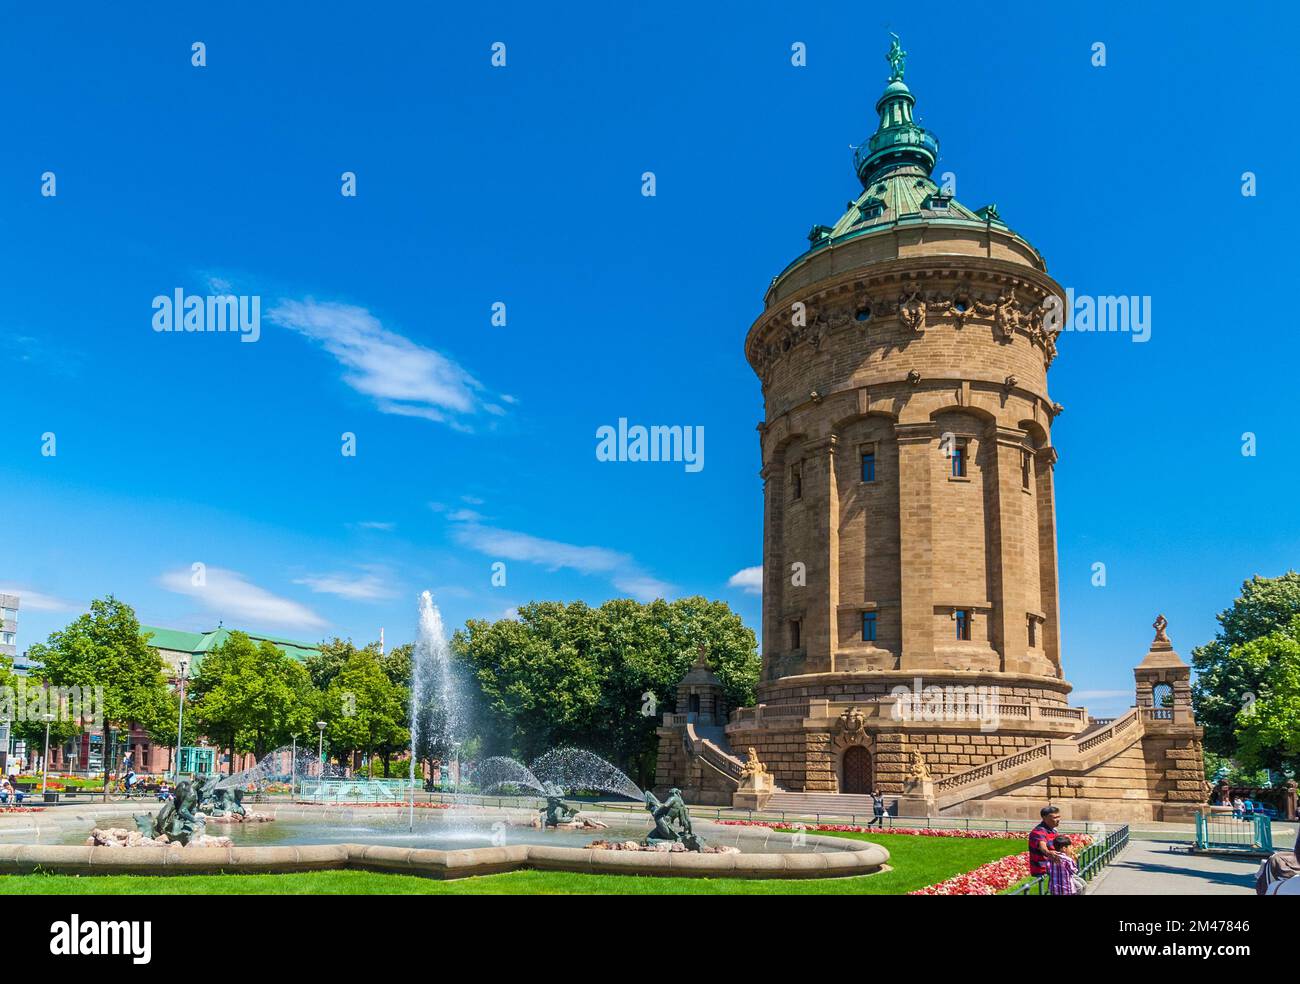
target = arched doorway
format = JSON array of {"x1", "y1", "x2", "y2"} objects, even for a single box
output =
[{"x1": 842, "y1": 745, "x2": 872, "y2": 795}]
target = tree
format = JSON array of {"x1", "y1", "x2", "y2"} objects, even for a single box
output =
[
  {"x1": 25, "y1": 596, "x2": 172, "y2": 797},
  {"x1": 4, "y1": 662, "x2": 83, "y2": 772},
  {"x1": 454, "y1": 596, "x2": 760, "y2": 786},
  {"x1": 189, "y1": 632, "x2": 319, "y2": 773},
  {"x1": 1192, "y1": 572, "x2": 1300, "y2": 758},
  {"x1": 324, "y1": 647, "x2": 407, "y2": 773},
  {"x1": 1230, "y1": 616, "x2": 1300, "y2": 775},
  {"x1": 304, "y1": 637, "x2": 381, "y2": 691}
]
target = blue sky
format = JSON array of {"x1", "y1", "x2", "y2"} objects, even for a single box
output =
[{"x1": 2, "y1": 3, "x2": 1297, "y2": 717}]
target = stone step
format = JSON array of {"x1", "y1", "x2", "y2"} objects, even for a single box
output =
[
  {"x1": 763, "y1": 793, "x2": 883, "y2": 816},
  {"x1": 692, "y1": 725, "x2": 731, "y2": 752}
]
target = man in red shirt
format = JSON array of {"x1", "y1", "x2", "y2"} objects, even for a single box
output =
[{"x1": 1029, "y1": 805, "x2": 1063, "y2": 877}]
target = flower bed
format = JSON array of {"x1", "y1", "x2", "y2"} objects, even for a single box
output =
[
  {"x1": 717, "y1": 820, "x2": 1100, "y2": 894},
  {"x1": 910, "y1": 851, "x2": 1032, "y2": 895}
]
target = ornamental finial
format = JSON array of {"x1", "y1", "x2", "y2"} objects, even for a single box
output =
[{"x1": 886, "y1": 33, "x2": 907, "y2": 82}]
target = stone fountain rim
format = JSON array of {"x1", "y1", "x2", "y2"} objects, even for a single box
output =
[
  {"x1": 0, "y1": 839, "x2": 889, "y2": 880},
  {"x1": 0, "y1": 805, "x2": 890, "y2": 880}
]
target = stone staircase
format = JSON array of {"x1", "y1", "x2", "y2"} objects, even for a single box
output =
[
  {"x1": 683, "y1": 723, "x2": 747, "y2": 786},
  {"x1": 932, "y1": 708, "x2": 1145, "y2": 811},
  {"x1": 762, "y1": 792, "x2": 881, "y2": 817}
]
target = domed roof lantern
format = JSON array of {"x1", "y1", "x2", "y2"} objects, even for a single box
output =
[{"x1": 853, "y1": 35, "x2": 939, "y2": 188}]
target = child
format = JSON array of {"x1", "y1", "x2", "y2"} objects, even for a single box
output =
[{"x1": 1047, "y1": 834, "x2": 1082, "y2": 895}]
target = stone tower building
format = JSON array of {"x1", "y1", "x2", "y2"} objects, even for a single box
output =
[{"x1": 656, "y1": 41, "x2": 1208, "y2": 821}]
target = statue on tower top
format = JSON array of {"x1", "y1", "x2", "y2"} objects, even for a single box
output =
[
  {"x1": 886, "y1": 34, "x2": 907, "y2": 81},
  {"x1": 1153, "y1": 614, "x2": 1170, "y2": 644}
]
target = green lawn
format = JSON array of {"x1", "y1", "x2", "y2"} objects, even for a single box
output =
[{"x1": 0, "y1": 832, "x2": 1025, "y2": 895}]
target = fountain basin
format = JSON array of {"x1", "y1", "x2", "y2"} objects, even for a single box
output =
[{"x1": 0, "y1": 804, "x2": 889, "y2": 880}]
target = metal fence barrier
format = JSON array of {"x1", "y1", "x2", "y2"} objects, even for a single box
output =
[{"x1": 1194, "y1": 811, "x2": 1274, "y2": 855}]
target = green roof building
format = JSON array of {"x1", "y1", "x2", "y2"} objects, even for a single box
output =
[{"x1": 141, "y1": 624, "x2": 320, "y2": 674}]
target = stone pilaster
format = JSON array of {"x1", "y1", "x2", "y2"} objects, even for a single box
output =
[
  {"x1": 896, "y1": 422, "x2": 936, "y2": 669},
  {"x1": 1035, "y1": 446, "x2": 1063, "y2": 676},
  {"x1": 796, "y1": 436, "x2": 838, "y2": 675}
]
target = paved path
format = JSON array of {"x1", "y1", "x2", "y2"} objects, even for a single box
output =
[{"x1": 1090, "y1": 838, "x2": 1259, "y2": 895}]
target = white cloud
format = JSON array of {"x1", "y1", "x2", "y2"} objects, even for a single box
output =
[
  {"x1": 268, "y1": 299, "x2": 506, "y2": 429},
  {"x1": 293, "y1": 568, "x2": 395, "y2": 602},
  {"x1": 461, "y1": 495, "x2": 485, "y2": 506},
  {"x1": 0, "y1": 585, "x2": 80, "y2": 613},
  {"x1": 727, "y1": 566, "x2": 763, "y2": 595},
  {"x1": 355, "y1": 521, "x2": 395, "y2": 532},
  {"x1": 159, "y1": 567, "x2": 327, "y2": 631},
  {"x1": 447, "y1": 508, "x2": 482, "y2": 522},
  {"x1": 448, "y1": 522, "x2": 673, "y2": 602}
]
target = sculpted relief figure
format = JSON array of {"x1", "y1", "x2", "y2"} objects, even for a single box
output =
[
  {"x1": 738, "y1": 746, "x2": 769, "y2": 781},
  {"x1": 1153, "y1": 613, "x2": 1170, "y2": 644},
  {"x1": 993, "y1": 291, "x2": 1020, "y2": 340},
  {"x1": 908, "y1": 750, "x2": 932, "y2": 783},
  {"x1": 898, "y1": 286, "x2": 926, "y2": 333},
  {"x1": 838, "y1": 705, "x2": 867, "y2": 743}
]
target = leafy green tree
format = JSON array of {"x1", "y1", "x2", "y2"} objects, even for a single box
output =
[
  {"x1": 25, "y1": 596, "x2": 172, "y2": 796},
  {"x1": 324, "y1": 647, "x2": 407, "y2": 773},
  {"x1": 1192, "y1": 572, "x2": 1300, "y2": 758},
  {"x1": 381, "y1": 643, "x2": 413, "y2": 688},
  {"x1": 455, "y1": 596, "x2": 759, "y2": 785},
  {"x1": 6, "y1": 668, "x2": 83, "y2": 772},
  {"x1": 304, "y1": 637, "x2": 381, "y2": 691},
  {"x1": 1230, "y1": 616, "x2": 1300, "y2": 775},
  {"x1": 189, "y1": 632, "x2": 319, "y2": 773}
]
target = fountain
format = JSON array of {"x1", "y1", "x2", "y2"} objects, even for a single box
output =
[
  {"x1": 32, "y1": 590, "x2": 891, "y2": 878},
  {"x1": 409, "y1": 591, "x2": 463, "y2": 828}
]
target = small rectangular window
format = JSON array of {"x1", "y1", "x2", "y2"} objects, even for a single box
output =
[
  {"x1": 951, "y1": 442, "x2": 967, "y2": 478},
  {"x1": 1027, "y1": 615, "x2": 1037, "y2": 648},
  {"x1": 861, "y1": 451, "x2": 876, "y2": 483},
  {"x1": 790, "y1": 619, "x2": 802, "y2": 651},
  {"x1": 955, "y1": 609, "x2": 971, "y2": 641},
  {"x1": 862, "y1": 611, "x2": 877, "y2": 642},
  {"x1": 790, "y1": 462, "x2": 803, "y2": 500},
  {"x1": 1021, "y1": 450, "x2": 1031, "y2": 491}
]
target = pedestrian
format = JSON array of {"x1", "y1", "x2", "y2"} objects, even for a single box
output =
[
  {"x1": 1029, "y1": 805, "x2": 1063, "y2": 880},
  {"x1": 868, "y1": 788, "x2": 886, "y2": 828},
  {"x1": 1048, "y1": 834, "x2": 1083, "y2": 895}
]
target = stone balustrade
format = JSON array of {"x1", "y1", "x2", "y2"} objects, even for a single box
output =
[{"x1": 727, "y1": 697, "x2": 1088, "y2": 736}]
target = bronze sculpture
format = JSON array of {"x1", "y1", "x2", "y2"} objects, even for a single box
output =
[{"x1": 643, "y1": 787, "x2": 704, "y2": 851}]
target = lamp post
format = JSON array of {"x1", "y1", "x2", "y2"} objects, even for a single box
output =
[
  {"x1": 316, "y1": 720, "x2": 327, "y2": 775},
  {"x1": 41, "y1": 713, "x2": 55, "y2": 795},
  {"x1": 174, "y1": 657, "x2": 190, "y2": 780}
]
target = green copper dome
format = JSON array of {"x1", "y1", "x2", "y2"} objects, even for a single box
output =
[
  {"x1": 853, "y1": 78, "x2": 937, "y2": 186},
  {"x1": 797, "y1": 37, "x2": 1013, "y2": 258},
  {"x1": 853, "y1": 36, "x2": 938, "y2": 186}
]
